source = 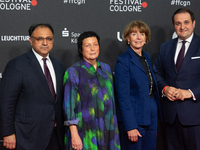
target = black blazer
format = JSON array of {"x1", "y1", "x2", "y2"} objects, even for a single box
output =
[
  {"x1": 0, "y1": 50, "x2": 65, "y2": 150},
  {"x1": 154, "y1": 33, "x2": 200, "y2": 125}
]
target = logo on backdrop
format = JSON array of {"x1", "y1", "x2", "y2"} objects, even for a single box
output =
[
  {"x1": 117, "y1": 31, "x2": 123, "y2": 42},
  {"x1": 1, "y1": 35, "x2": 29, "y2": 42},
  {"x1": 170, "y1": 0, "x2": 191, "y2": 6},
  {"x1": 0, "y1": 73, "x2": 2, "y2": 78},
  {"x1": 63, "y1": 0, "x2": 86, "y2": 5},
  {"x1": 62, "y1": 28, "x2": 81, "y2": 44},
  {"x1": 0, "y1": 0, "x2": 37, "y2": 11},
  {"x1": 109, "y1": 0, "x2": 148, "y2": 12},
  {"x1": 172, "y1": 32, "x2": 178, "y2": 39}
]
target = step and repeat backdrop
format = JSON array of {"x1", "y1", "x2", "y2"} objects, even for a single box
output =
[{"x1": 0, "y1": 0, "x2": 200, "y2": 149}]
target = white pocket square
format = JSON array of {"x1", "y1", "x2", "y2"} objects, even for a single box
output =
[{"x1": 191, "y1": 56, "x2": 200, "y2": 59}]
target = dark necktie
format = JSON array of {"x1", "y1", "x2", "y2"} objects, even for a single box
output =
[
  {"x1": 176, "y1": 41, "x2": 186, "y2": 72},
  {"x1": 42, "y1": 58, "x2": 56, "y2": 100}
]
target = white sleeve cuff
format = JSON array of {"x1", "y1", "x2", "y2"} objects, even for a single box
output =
[{"x1": 189, "y1": 89, "x2": 196, "y2": 101}]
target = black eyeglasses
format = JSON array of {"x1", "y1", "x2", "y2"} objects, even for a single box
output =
[{"x1": 31, "y1": 36, "x2": 54, "y2": 43}]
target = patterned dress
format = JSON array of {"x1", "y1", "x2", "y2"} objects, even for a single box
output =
[{"x1": 63, "y1": 59, "x2": 120, "y2": 150}]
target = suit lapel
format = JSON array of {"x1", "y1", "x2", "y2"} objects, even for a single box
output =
[
  {"x1": 170, "y1": 39, "x2": 179, "y2": 73},
  {"x1": 127, "y1": 47, "x2": 146, "y2": 73},
  {"x1": 50, "y1": 57, "x2": 60, "y2": 103},
  {"x1": 180, "y1": 34, "x2": 200, "y2": 72},
  {"x1": 27, "y1": 51, "x2": 54, "y2": 102}
]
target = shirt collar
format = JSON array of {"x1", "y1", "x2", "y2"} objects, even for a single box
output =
[
  {"x1": 80, "y1": 59, "x2": 101, "y2": 69},
  {"x1": 32, "y1": 48, "x2": 50, "y2": 61},
  {"x1": 132, "y1": 48, "x2": 145, "y2": 59},
  {"x1": 178, "y1": 33, "x2": 193, "y2": 43},
  {"x1": 127, "y1": 46, "x2": 145, "y2": 59}
]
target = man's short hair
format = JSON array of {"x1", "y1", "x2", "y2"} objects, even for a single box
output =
[
  {"x1": 172, "y1": 8, "x2": 195, "y2": 25},
  {"x1": 28, "y1": 23, "x2": 54, "y2": 37}
]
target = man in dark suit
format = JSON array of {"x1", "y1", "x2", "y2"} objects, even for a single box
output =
[
  {"x1": 154, "y1": 8, "x2": 200, "y2": 150},
  {"x1": 0, "y1": 23, "x2": 65, "y2": 150}
]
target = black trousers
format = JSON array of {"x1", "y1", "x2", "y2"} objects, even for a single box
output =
[
  {"x1": 46, "y1": 128, "x2": 61, "y2": 150},
  {"x1": 166, "y1": 116, "x2": 200, "y2": 150}
]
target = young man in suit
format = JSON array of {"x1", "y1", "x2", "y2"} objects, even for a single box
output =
[
  {"x1": 0, "y1": 23, "x2": 65, "y2": 150},
  {"x1": 154, "y1": 8, "x2": 200, "y2": 150}
]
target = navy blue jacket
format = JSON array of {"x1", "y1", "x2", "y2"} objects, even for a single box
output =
[
  {"x1": 154, "y1": 33, "x2": 200, "y2": 125},
  {"x1": 115, "y1": 46, "x2": 162, "y2": 132}
]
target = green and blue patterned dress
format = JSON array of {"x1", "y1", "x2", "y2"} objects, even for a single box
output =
[{"x1": 63, "y1": 59, "x2": 120, "y2": 150}]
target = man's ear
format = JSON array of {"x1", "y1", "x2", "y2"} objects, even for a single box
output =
[
  {"x1": 193, "y1": 20, "x2": 196, "y2": 28},
  {"x1": 29, "y1": 37, "x2": 33, "y2": 46}
]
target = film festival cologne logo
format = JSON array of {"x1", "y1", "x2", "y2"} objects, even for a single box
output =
[
  {"x1": 0, "y1": 0, "x2": 38, "y2": 42},
  {"x1": 110, "y1": 0, "x2": 148, "y2": 12},
  {"x1": 113, "y1": 0, "x2": 148, "y2": 42},
  {"x1": 0, "y1": 0, "x2": 37, "y2": 11}
]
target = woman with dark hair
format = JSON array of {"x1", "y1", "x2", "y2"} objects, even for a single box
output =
[
  {"x1": 115, "y1": 21, "x2": 162, "y2": 150},
  {"x1": 63, "y1": 31, "x2": 120, "y2": 150}
]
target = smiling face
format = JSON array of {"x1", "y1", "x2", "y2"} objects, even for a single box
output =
[
  {"x1": 81, "y1": 37, "x2": 99, "y2": 64},
  {"x1": 127, "y1": 28, "x2": 146, "y2": 55},
  {"x1": 174, "y1": 12, "x2": 195, "y2": 40},
  {"x1": 29, "y1": 26, "x2": 54, "y2": 58}
]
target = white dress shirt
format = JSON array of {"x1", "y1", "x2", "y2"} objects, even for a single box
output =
[
  {"x1": 174, "y1": 33, "x2": 195, "y2": 100},
  {"x1": 162, "y1": 33, "x2": 195, "y2": 100},
  {"x1": 174, "y1": 33, "x2": 193, "y2": 64},
  {"x1": 32, "y1": 49, "x2": 57, "y2": 93}
]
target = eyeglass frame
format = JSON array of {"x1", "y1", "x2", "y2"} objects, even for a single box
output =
[{"x1": 31, "y1": 36, "x2": 54, "y2": 44}]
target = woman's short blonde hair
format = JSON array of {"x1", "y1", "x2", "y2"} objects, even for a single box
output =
[{"x1": 123, "y1": 20, "x2": 151, "y2": 45}]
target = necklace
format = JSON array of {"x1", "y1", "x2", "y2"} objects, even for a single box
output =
[{"x1": 144, "y1": 59, "x2": 153, "y2": 95}]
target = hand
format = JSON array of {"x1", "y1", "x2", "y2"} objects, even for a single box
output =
[
  {"x1": 127, "y1": 129, "x2": 142, "y2": 142},
  {"x1": 174, "y1": 89, "x2": 192, "y2": 101},
  {"x1": 71, "y1": 133, "x2": 82, "y2": 150},
  {"x1": 69, "y1": 125, "x2": 83, "y2": 150},
  {"x1": 3, "y1": 134, "x2": 16, "y2": 149},
  {"x1": 164, "y1": 86, "x2": 178, "y2": 101}
]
